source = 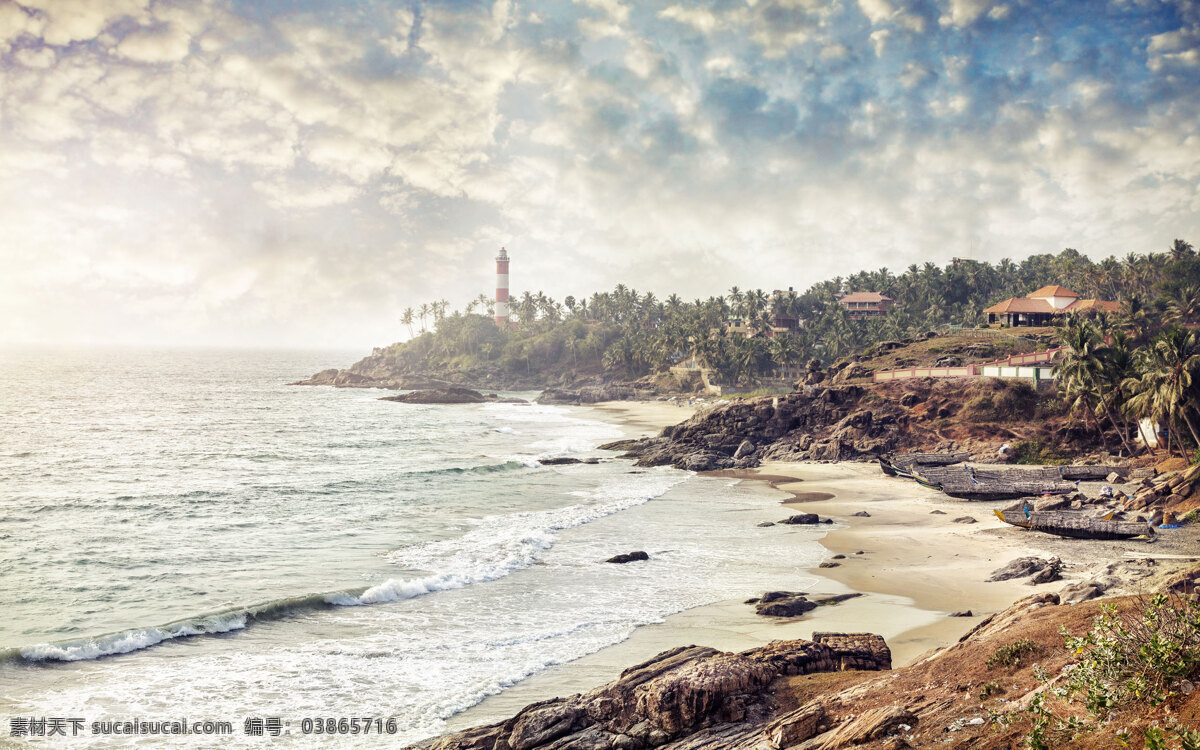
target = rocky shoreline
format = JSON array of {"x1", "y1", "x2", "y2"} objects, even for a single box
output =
[
  {"x1": 601, "y1": 386, "x2": 905, "y2": 471},
  {"x1": 406, "y1": 633, "x2": 893, "y2": 750}
]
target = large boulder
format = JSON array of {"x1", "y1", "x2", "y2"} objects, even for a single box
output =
[
  {"x1": 986, "y1": 556, "x2": 1063, "y2": 583},
  {"x1": 606, "y1": 551, "x2": 650, "y2": 564},
  {"x1": 755, "y1": 594, "x2": 817, "y2": 618},
  {"x1": 382, "y1": 387, "x2": 487, "y2": 404},
  {"x1": 780, "y1": 513, "x2": 821, "y2": 525}
]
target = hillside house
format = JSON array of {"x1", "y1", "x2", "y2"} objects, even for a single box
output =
[
  {"x1": 837, "y1": 292, "x2": 893, "y2": 320},
  {"x1": 984, "y1": 286, "x2": 1119, "y2": 327}
]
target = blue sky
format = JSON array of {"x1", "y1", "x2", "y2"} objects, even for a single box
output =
[{"x1": 1, "y1": 0, "x2": 1198, "y2": 347}]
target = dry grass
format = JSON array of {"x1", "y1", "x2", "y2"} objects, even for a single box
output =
[{"x1": 777, "y1": 593, "x2": 1200, "y2": 749}]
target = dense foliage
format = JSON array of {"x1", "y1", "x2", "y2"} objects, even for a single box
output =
[
  {"x1": 376, "y1": 241, "x2": 1200, "y2": 386},
  {"x1": 1053, "y1": 314, "x2": 1200, "y2": 457},
  {"x1": 1002, "y1": 593, "x2": 1200, "y2": 750}
]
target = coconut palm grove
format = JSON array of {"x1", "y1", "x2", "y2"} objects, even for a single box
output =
[{"x1": 372, "y1": 240, "x2": 1200, "y2": 456}]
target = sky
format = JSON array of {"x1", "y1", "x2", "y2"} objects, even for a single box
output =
[{"x1": 1, "y1": 0, "x2": 1198, "y2": 349}]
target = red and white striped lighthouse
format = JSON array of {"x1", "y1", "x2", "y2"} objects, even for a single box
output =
[{"x1": 494, "y1": 247, "x2": 510, "y2": 328}]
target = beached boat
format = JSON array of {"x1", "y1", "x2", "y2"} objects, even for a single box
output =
[
  {"x1": 878, "y1": 456, "x2": 897, "y2": 476},
  {"x1": 1028, "y1": 515, "x2": 1154, "y2": 541},
  {"x1": 909, "y1": 471, "x2": 943, "y2": 492},
  {"x1": 939, "y1": 482, "x2": 1075, "y2": 501},
  {"x1": 994, "y1": 508, "x2": 1033, "y2": 528},
  {"x1": 994, "y1": 508, "x2": 1116, "y2": 529}
]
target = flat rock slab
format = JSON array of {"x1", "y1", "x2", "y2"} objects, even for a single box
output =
[{"x1": 380, "y1": 387, "x2": 528, "y2": 404}]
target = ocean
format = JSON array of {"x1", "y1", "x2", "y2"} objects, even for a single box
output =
[{"x1": 0, "y1": 348, "x2": 825, "y2": 747}]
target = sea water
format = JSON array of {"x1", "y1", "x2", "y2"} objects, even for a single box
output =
[{"x1": 0, "y1": 348, "x2": 824, "y2": 747}]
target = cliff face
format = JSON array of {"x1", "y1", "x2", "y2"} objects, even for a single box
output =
[
  {"x1": 408, "y1": 633, "x2": 891, "y2": 750},
  {"x1": 603, "y1": 375, "x2": 1113, "y2": 472}
]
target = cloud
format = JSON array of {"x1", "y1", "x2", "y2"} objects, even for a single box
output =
[
  {"x1": 115, "y1": 22, "x2": 192, "y2": 63},
  {"x1": 14, "y1": 0, "x2": 147, "y2": 45},
  {"x1": 1, "y1": 0, "x2": 1199, "y2": 348},
  {"x1": 252, "y1": 177, "x2": 361, "y2": 210},
  {"x1": 13, "y1": 45, "x2": 54, "y2": 67},
  {"x1": 659, "y1": 5, "x2": 718, "y2": 33},
  {"x1": 938, "y1": 0, "x2": 995, "y2": 28}
]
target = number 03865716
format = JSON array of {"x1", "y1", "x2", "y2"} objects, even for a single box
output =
[{"x1": 299, "y1": 717, "x2": 399, "y2": 734}]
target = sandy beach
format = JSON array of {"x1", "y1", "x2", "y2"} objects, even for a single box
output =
[
  {"x1": 443, "y1": 401, "x2": 1083, "y2": 735},
  {"x1": 584, "y1": 398, "x2": 700, "y2": 439}
]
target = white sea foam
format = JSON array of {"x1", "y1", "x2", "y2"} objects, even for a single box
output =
[
  {"x1": 20, "y1": 614, "x2": 248, "y2": 662},
  {"x1": 354, "y1": 471, "x2": 685, "y2": 606}
]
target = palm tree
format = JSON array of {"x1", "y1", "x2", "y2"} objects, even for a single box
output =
[
  {"x1": 769, "y1": 332, "x2": 802, "y2": 377},
  {"x1": 1053, "y1": 319, "x2": 1111, "y2": 451},
  {"x1": 1166, "y1": 284, "x2": 1200, "y2": 325},
  {"x1": 418, "y1": 303, "x2": 430, "y2": 332},
  {"x1": 475, "y1": 293, "x2": 494, "y2": 316},
  {"x1": 1094, "y1": 331, "x2": 1139, "y2": 456},
  {"x1": 401, "y1": 307, "x2": 415, "y2": 338},
  {"x1": 1125, "y1": 326, "x2": 1200, "y2": 458},
  {"x1": 1169, "y1": 238, "x2": 1195, "y2": 261}
]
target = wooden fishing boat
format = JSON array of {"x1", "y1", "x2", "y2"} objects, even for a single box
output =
[
  {"x1": 878, "y1": 456, "x2": 897, "y2": 476},
  {"x1": 994, "y1": 508, "x2": 1033, "y2": 528},
  {"x1": 939, "y1": 482, "x2": 1075, "y2": 501},
  {"x1": 899, "y1": 451, "x2": 970, "y2": 466},
  {"x1": 994, "y1": 508, "x2": 1116, "y2": 529},
  {"x1": 909, "y1": 471, "x2": 943, "y2": 492},
  {"x1": 1029, "y1": 515, "x2": 1154, "y2": 541}
]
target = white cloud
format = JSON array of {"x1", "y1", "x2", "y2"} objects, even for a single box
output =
[
  {"x1": 252, "y1": 178, "x2": 361, "y2": 209},
  {"x1": 0, "y1": 2, "x2": 44, "y2": 51},
  {"x1": 1148, "y1": 25, "x2": 1200, "y2": 70},
  {"x1": 15, "y1": 0, "x2": 147, "y2": 45},
  {"x1": 869, "y1": 29, "x2": 890, "y2": 55},
  {"x1": 115, "y1": 22, "x2": 192, "y2": 63},
  {"x1": 14, "y1": 45, "x2": 54, "y2": 67},
  {"x1": 858, "y1": 0, "x2": 895, "y2": 25},
  {"x1": 659, "y1": 5, "x2": 718, "y2": 33},
  {"x1": 575, "y1": 0, "x2": 629, "y2": 25},
  {"x1": 938, "y1": 0, "x2": 994, "y2": 28}
]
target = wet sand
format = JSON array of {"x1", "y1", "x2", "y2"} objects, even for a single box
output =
[{"x1": 444, "y1": 434, "x2": 1060, "y2": 734}]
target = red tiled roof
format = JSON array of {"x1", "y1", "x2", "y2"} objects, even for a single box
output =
[
  {"x1": 838, "y1": 292, "x2": 892, "y2": 303},
  {"x1": 983, "y1": 297, "x2": 1056, "y2": 314},
  {"x1": 1028, "y1": 285, "x2": 1079, "y2": 299},
  {"x1": 1064, "y1": 299, "x2": 1120, "y2": 314}
]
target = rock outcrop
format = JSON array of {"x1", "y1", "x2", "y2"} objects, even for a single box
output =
[
  {"x1": 537, "y1": 385, "x2": 659, "y2": 404},
  {"x1": 408, "y1": 635, "x2": 891, "y2": 750},
  {"x1": 605, "y1": 386, "x2": 907, "y2": 471},
  {"x1": 748, "y1": 591, "x2": 817, "y2": 617},
  {"x1": 381, "y1": 387, "x2": 490, "y2": 404},
  {"x1": 986, "y1": 556, "x2": 1063, "y2": 584}
]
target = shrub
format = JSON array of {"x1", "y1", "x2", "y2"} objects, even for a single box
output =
[
  {"x1": 1010, "y1": 439, "x2": 1071, "y2": 465},
  {"x1": 1011, "y1": 593, "x2": 1200, "y2": 748},
  {"x1": 987, "y1": 639, "x2": 1041, "y2": 669},
  {"x1": 978, "y1": 680, "x2": 1003, "y2": 699},
  {"x1": 960, "y1": 394, "x2": 995, "y2": 422},
  {"x1": 1060, "y1": 593, "x2": 1200, "y2": 710},
  {"x1": 993, "y1": 382, "x2": 1038, "y2": 420}
]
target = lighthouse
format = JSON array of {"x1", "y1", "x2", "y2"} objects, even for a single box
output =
[{"x1": 494, "y1": 247, "x2": 510, "y2": 328}]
